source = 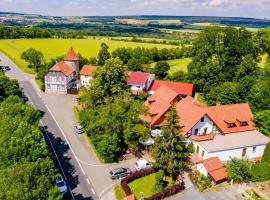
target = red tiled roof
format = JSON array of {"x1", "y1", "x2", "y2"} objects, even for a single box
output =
[
  {"x1": 201, "y1": 157, "x2": 227, "y2": 182},
  {"x1": 189, "y1": 133, "x2": 215, "y2": 141},
  {"x1": 49, "y1": 61, "x2": 74, "y2": 76},
  {"x1": 80, "y1": 65, "x2": 97, "y2": 76},
  {"x1": 64, "y1": 47, "x2": 78, "y2": 61},
  {"x1": 175, "y1": 96, "x2": 255, "y2": 135},
  {"x1": 144, "y1": 85, "x2": 178, "y2": 125},
  {"x1": 207, "y1": 103, "x2": 255, "y2": 134},
  {"x1": 150, "y1": 80, "x2": 193, "y2": 96},
  {"x1": 176, "y1": 96, "x2": 207, "y2": 135},
  {"x1": 127, "y1": 71, "x2": 150, "y2": 85}
]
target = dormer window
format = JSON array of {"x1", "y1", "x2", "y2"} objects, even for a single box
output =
[
  {"x1": 227, "y1": 123, "x2": 236, "y2": 128},
  {"x1": 240, "y1": 121, "x2": 248, "y2": 126},
  {"x1": 200, "y1": 117, "x2": 204, "y2": 122}
]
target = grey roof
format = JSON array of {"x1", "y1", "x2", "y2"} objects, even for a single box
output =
[{"x1": 198, "y1": 130, "x2": 270, "y2": 152}]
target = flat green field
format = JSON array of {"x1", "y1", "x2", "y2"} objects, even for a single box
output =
[
  {"x1": 151, "y1": 58, "x2": 191, "y2": 74},
  {"x1": 0, "y1": 39, "x2": 174, "y2": 73}
]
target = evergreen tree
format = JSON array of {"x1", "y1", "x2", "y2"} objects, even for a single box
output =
[{"x1": 151, "y1": 106, "x2": 193, "y2": 180}]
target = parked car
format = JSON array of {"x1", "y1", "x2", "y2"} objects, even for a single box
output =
[
  {"x1": 135, "y1": 159, "x2": 151, "y2": 170},
  {"x1": 1, "y1": 66, "x2": 10, "y2": 72},
  {"x1": 151, "y1": 129, "x2": 162, "y2": 138},
  {"x1": 74, "y1": 123, "x2": 84, "y2": 134},
  {"x1": 22, "y1": 93, "x2": 29, "y2": 103},
  {"x1": 55, "y1": 175, "x2": 67, "y2": 194},
  {"x1": 109, "y1": 167, "x2": 132, "y2": 179},
  {"x1": 140, "y1": 137, "x2": 155, "y2": 146}
]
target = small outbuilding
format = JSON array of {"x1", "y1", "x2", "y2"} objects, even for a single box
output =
[{"x1": 197, "y1": 157, "x2": 227, "y2": 184}]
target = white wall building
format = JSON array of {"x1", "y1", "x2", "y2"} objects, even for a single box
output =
[{"x1": 80, "y1": 65, "x2": 97, "y2": 87}]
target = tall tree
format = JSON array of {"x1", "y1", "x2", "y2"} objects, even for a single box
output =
[
  {"x1": 188, "y1": 26, "x2": 260, "y2": 92},
  {"x1": 247, "y1": 80, "x2": 270, "y2": 112},
  {"x1": 151, "y1": 106, "x2": 193, "y2": 180},
  {"x1": 21, "y1": 48, "x2": 45, "y2": 71},
  {"x1": 98, "y1": 43, "x2": 111, "y2": 66},
  {"x1": 204, "y1": 82, "x2": 241, "y2": 105},
  {"x1": 154, "y1": 61, "x2": 170, "y2": 79},
  {"x1": 254, "y1": 110, "x2": 270, "y2": 136},
  {"x1": 84, "y1": 57, "x2": 129, "y2": 106}
]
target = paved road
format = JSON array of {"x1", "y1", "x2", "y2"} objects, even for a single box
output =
[
  {"x1": 0, "y1": 53, "x2": 98, "y2": 200},
  {"x1": 0, "y1": 52, "x2": 140, "y2": 200}
]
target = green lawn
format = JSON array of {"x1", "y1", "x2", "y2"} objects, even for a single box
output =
[
  {"x1": 128, "y1": 173, "x2": 157, "y2": 199},
  {"x1": 167, "y1": 58, "x2": 191, "y2": 73},
  {"x1": 0, "y1": 38, "x2": 174, "y2": 73},
  {"x1": 114, "y1": 185, "x2": 126, "y2": 200},
  {"x1": 151, "y1": 58, "x2": 191, "y2": 74}
]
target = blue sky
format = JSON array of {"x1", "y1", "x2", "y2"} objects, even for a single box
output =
[{"x1": 0, "y1": 0, "x2": 270, "y2": 18}]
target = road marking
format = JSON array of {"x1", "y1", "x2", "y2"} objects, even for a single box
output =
[
  {"x1": 91, "y1": 188, "x2": 96, "y2": 195},
  {"x1": 86, "y1": 178, "x2": 90, "y2": 185},
  {"x1": 22, "y1": 90, "x2": 73, "y2": 197},
  {"x1": 99, "y1": 181, "x2": 120, "y2": 200}
]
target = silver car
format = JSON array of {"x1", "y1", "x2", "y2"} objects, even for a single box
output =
[
  {"x1": 55, "y1": 175, "x2": 67, "y2": 194},
  {"x1": 74, "y1": 123, "x2": 84, "y2": 134},
  {"x1": 109, "y1": 167, "x2": 132, "y2": 179}
]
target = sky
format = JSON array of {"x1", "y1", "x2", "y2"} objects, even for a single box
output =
[{"x1": 0, "y1": 0, "x2": 270, "y2": 19}]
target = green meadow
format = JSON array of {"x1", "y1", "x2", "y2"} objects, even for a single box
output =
[{"x1": 0, "y1": 38, "x2": 174, "y2": 73}]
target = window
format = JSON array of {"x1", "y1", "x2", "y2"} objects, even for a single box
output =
[
  {"x1": 242, "y1": 147, "x2": 247, "y2": 157},
  {"x1": 203, "y1": 128, "x2": 208, "y2": 135},
  {"x1": 200, "y1": 117, "x2": 204, "y2": 122},
  {"x1": 201, "y1": 151, "x2": 205, "y2": 158},
  {"x1": 194, "y1": 129, "x2": 198, "y2": 135},
  {"x1": 240, "y1": 121, "x2": 248, "y2": 126},
  {"x1": 228, "y1": 123, "x2": 236, "y2": 128},
  {"x1": 253, "y1": 146, "x2": 257, "y2": 152}
]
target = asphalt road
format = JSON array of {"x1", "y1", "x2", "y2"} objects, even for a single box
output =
[{"x1": 0, "y1": 53, "x2": 97, "y2": 200}]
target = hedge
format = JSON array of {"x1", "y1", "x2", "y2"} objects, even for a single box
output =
[{"x1": 120, "y1": 167, "x2": 185, "y2": 200}]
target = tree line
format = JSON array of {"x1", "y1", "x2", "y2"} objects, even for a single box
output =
[
  {"x1": 0, "y1": 71, "x2": 61, "y2": 199},
  {"x1": 175, "y1": 26, "x2": 270, "y2": 137}
]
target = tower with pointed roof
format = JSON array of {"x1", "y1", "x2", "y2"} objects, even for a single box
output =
[{"x1": 64, "y1": 47, "x2": 79, "y2": 78}]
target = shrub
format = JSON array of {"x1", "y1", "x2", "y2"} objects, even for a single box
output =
[
  {"x1": 262, "y1": 142, "x2": 270, "y2": 163},
  {"x1": 226, "y1": 159, "x2": 251, "y2": 183},
  {"x1": 155, "y1": 170, "x2": 168, "y2": 191},
  {"x1": 145, "y1": 182, "x2": 185, "y2": 200},
  {"x1": 250, "y1": 162, "x2": 270, "y2": 182}
]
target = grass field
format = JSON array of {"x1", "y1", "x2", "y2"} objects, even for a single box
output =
[
  {"x1": 151, "y1": 58, "x2": 191, "y2": 74},
  {"x1": 0, "y1": 38, "x2": 174, "y2": 73}
]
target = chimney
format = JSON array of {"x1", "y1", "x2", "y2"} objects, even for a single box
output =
[{"x1": 216, "y1": 102, "x2": 221, "y2": 106}]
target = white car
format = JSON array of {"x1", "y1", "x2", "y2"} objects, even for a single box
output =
[
  {"x1": 56, "y1": 175, "x2": 67, "y2": 194},
  {"x1": 135, "y1": 159, "x2": 151, "y2": 170},
  {"x1": 151, "y1": 129, "x2": 162, "y2": 138}
]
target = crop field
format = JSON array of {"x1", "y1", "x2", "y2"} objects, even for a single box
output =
[
  {"x1": 0, "y1": 38, "x2": 174, "y2": 73},
  {"x1": 115, "y1": 19, "x2": 182, "y2": 25}
]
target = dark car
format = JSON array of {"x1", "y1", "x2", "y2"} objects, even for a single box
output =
[
  {"x1": 74, "y1": 123, "x2": 84, "y2": 134},
  {"x1": 1, "y1": 66, "x2": 11, "y2": 72},
  {"x1": 109, "y1": 167, "x2": 132, "y2": 179},
  {"x1": 22, "y1": 94, "x2": 29, "y2": 103}
]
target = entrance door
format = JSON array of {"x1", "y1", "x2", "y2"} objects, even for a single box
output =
[
  {"x1": 196, "y1": 146, "x2": 200, "y2": 154},
  {"x1": 242, "y1": 147, "x2": 247, "y2": 157}
]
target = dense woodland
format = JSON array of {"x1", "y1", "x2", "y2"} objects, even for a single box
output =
[{"x1": 0, "y1": 71, "x2": 61, "y2": 199}]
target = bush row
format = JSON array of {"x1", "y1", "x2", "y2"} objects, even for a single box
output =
[{"x1": 145, "y1": 182, "x2": 185, "y2": 200}]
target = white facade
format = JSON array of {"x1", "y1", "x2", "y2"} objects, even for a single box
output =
[
  {"x1": 129, "y1": 73, "x2": 155, "y2": 92},
  {"x1": 188, "y1": 115, "x2": 219, "y2": 135},
  {"x1": 193, "y1": 141, "x2": 267, "y2": 162},
  {"x1": 80, "y1": 75, "x2": 92, "y2": 87},
  {"x1": 196, "y1": 163, "x2": 208, "y2": 177}
]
